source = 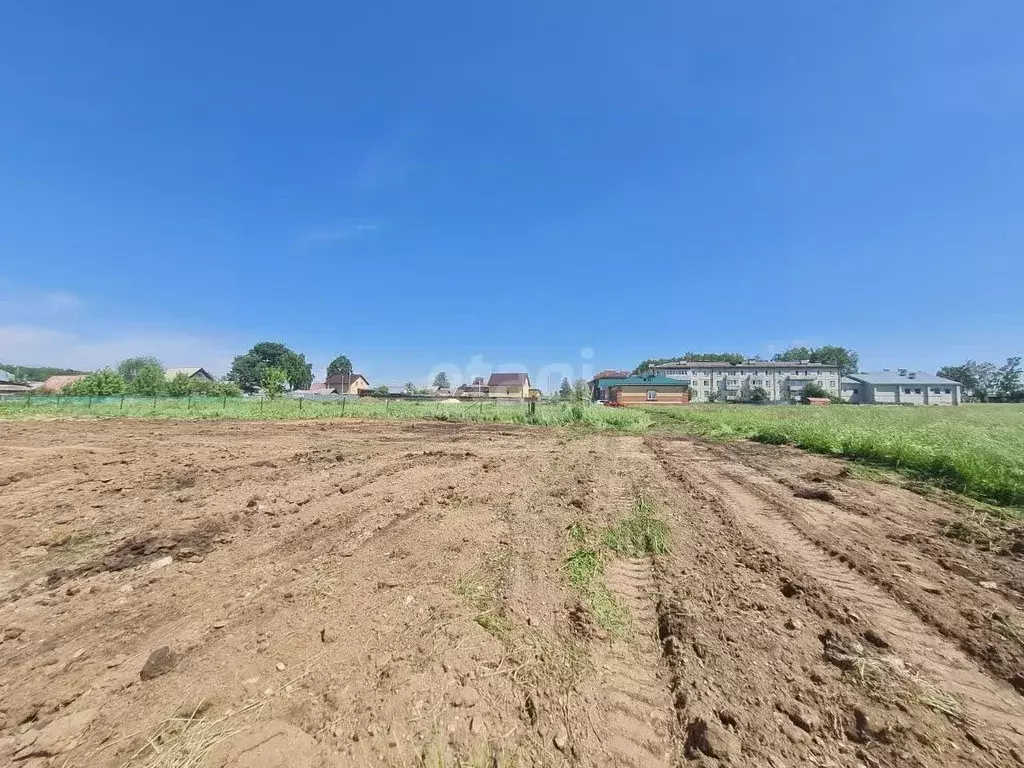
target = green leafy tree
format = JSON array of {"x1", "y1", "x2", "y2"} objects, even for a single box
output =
[
  {"x1": 213, "y1": 381, "x2": 242, "y2": 397},
  {"x1": 774, "y1": 345, "x2": 859, "y2": 377},
  {"x1": 748, "y1": 386, "x2": 769, "y2": 403},
  {"x1": 64, "y1": 369, "x2": 127, "y2": 396},
  {"x1": 558, "y1": 377, "x2": 572, "y2": 400},
  {"x1": 228, "y1": 342, "x2": 312, "y2": 392},
  {"x1": 127, "y1": 363, "x2": 167, "y2": 396},
  {"x1": 996, "y1": 356, "x2": 1023, "y2": 402},
  {"x1": 0, "y1": 364, "x2": 88, "y2": 382},
  {"x1": 166, "y1": 373, "x2": 193, "y2": 397},
  {"x1": 571, "y1": 378, "x2": 589, "y2": 404},
  {"x1": 772, "y1": 347, "x2": 813, "y2": 362},
  {"x1": 404, "y1": 381, "x2": 416, "y2": 394},
  {"x1": 432, "y1": 371, "x2": 451, "y2": 389},
  {"x1": 117, "y1": 356, "x2": 162, "y2": 382},
  {"x1": 261, "y1": 367, "x2": 288, "y2": 399},
  {"x1": 633, "y1": 352, "x2": 744, "y2": 374},
  {"x1": 705, "y1": 390, "x2": 719, "y2": 403},
  {"x1": 937, "y1": 360, "x2": 998, "y2": 401},
  {"x1": 327, "y1": 355, "x2": 353, "y2": 378},
  {"x1": 800, "y1": 381, "x2": 830, "y2": 403},
  {"x1": 373, "y1": 384, "x2": 390, "y2": 395}
]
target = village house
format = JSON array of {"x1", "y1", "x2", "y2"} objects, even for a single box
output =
[
  {"x1": 164, "y1": 367, "x2": 215, "y2": 382},
  {"x1": 486, "y1": 372, "x2": 531, "y2": 399},
  {"x1": 650, "y1": 360, "x2": 841, "y2": 403},
  {"x1": 606, "y1": 374, "x2": 691, "y2": 406},
  {"x1": 323, "y1": 373, "x2": 370, "y2": 395}
]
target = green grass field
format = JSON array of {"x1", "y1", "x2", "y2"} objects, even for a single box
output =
[
  {"x1": 0, "y1": 395, "x2": 653, "y2": 432},
  {"x1": 646, "y1": 404, "x2": 1024, "y2": 509}
]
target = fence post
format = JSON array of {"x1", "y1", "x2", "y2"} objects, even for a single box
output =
[
  {"x1": 88, "y1": 396, "x2": 92, "y2": 409},
  {"x1": 57, "y1": 394, "x2": 61, "y2": 407},
  {"x1": 341, "y1": 398, "x2": 346, "y2": 417},
  {"x1": 260, "y1": 397, "x2": 264, "y2": 416},
  {"x1": 222, "y1": 394, "x2": 227, "y2": 410},
  {"x1": 386, "y1": 398, "x2": 390, "y2": 416},
  {"x1": 120, "y1": 394, "x2": 125, "y2": 411},
  {"x1": 188, "y1": 393, "x2": 192, "y2": 409}
]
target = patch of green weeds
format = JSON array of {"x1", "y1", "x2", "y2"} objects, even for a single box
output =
[
  {"x1": 474, "y1": 612, "x2": 512, "y2": 639},
  {"x1": 602, "y1": 491, "x2": 671, "y2": 556}
]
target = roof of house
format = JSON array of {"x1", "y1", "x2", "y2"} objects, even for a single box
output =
[
  {"x1": 846, "y1": 371, "x2": 962, "y2": 386},
  {"x1": 608, "y1": 375, "x2": 690, "y2": 388},
  {"x1": 0, "y1": 369, "x2": 13, "y2": 383},
  {"x1": 41, "y1": 374, "x2": 87, "y2": 390},
  {"x1": 651, "y1": 360, "x2": 838, "y2": 370},
  {"x1": 589, "y1": 369, "x2": 631, "y2": 383},
  {"x1": 0, "y1": 381, "x2": 32, "y2": 391},
  {"x1": 165, "y1": 367, "x2": 213, "y2": 380},
  {"x1": 487, "y1": 372, "x2": 529, "y2": 387},
  {"x1": 325, "y1": 372, "x2": 368, "y2": 386}
]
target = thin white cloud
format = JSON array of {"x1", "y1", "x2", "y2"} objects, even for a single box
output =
[
  {"x1": 0, "y1": 324, "x2": 238, "y2": 377},
  {"x1": 0, "y1": 286, "x2": 84, "y2": 316}
]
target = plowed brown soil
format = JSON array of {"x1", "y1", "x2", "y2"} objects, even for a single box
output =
[{"x1": 1, "y1": 420, "x2": 1023, "y2": 767}]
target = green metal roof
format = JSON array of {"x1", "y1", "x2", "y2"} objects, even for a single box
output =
[{"x1": 601, "y1": 375, "x2": 688, "y2": 387}]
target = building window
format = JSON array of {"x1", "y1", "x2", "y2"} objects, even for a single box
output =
[
  {"x1": 931, "y1": 388, "x2": 941, "y2": 394},
  {"x1": 647, "y1": 390, "x2": 657, "y2": 401},
  {"x1": 904, "y1": 388, "x2": 912, "y2": 394},
  {"x1": 914, "y1": 388, "x2": 921, "y2": 395},
  {"x1": 704, "y1": 380, "x2": 710, "y2": 387},
  {"x1": 944, "y1": 388, "x2": 951, "y2": 394}
]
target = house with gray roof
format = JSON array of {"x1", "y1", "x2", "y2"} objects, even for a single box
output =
[{"x1": 842, "y1": 369, "x2": 962, "y2": 406}]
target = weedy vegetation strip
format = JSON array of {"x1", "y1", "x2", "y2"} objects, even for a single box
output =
[{"x1": 646, "y1": 403, "x2": 1024, "y2": 509}]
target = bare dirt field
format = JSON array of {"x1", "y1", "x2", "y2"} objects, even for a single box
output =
[{"x1": 1, "y1": 419, "x2": 1023, "y2": 767}]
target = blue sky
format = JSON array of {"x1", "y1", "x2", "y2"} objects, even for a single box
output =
[{"x1": 2, "y1": 2, "x2": 1022, "y2": 390}]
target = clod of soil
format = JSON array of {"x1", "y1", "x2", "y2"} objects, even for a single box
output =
[
  {"x1": 140, "y1": 646, "x2": 176, "y2": 680},
  {"x1": 794, "y1": 487, "x2": 837, "y2": 503}
]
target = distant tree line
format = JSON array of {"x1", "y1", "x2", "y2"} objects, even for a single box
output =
[
  {"x1": 633, "y1": 345, "x2": 859, "y2": 377},
  {"x1": 60, "y1": 357, "x2": 242, "y2": 397},
  {"x1": 0, "y1": 364, "x2": 88, "y2": 383},
  {"x1": 937, "y1": 357, "x2": 1023, "y2": 402}
]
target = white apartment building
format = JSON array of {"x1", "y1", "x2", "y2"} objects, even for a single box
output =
[{"x1": 649, "y1": 360, "x2": 841, "y2": 403}]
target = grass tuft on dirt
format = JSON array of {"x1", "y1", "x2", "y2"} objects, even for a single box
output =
[
  {"x1": 563, "y1": 492, "x2": 670, "y2": 633},
  {"x1": 602, "y1": 491, "x2": 671, "y2": 557}
]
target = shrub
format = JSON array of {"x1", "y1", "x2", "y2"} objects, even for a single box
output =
[
  {"x1": 800, "y1": 382, "x2": 830, "y2": 403},
  {"x1": 261, "y1": 367, "x2": 288, "y2": 399},
  {"x1": 127, "y1": 364, "x2": 167, "y2": 396},
  {"x1": 63, "y1": 369, "x2": 127, "y2": 396}
]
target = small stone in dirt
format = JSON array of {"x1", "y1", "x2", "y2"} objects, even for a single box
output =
[
  {"x1": 553, "y1": 731, "x2": 568, "y2": 752},
  {"x1": 780, "y1": 702, "x2": 820, "y2": 733},
  {"x1": 780, "y1": 579, "x2": 803, "y2": 598},
  {"x1": 470, "y1": 717, "x2": 484, "y2": 735},
  {"x1": 685, "y1": 717, "x2": 740, "y2": 760},
  {"x1": 149, "y1": 555, "x2": 173, "y2": 571},
  {"x1": 276, "y1": 662, "x2": 286, "y2": 672},
  {"x1": 140, "y1": 646, "x2": 175, "y2": 680},
  {"x1": 794, "y1": 487, "x2": 836, "y2": 503},
  {"x1": 452, "y1": 686, "x2": 481, "y2": 708},
  {"x1": 785, "y1": 617, "x2": 802, "y2": 631},
  {"x1": 863, "y1": 629, "x2": 890, "y2": 649},
  {"x1": 980, "y1": 581, "x2": 998, "y2": 590},
  {"x1": 65, "y1": 586, "x2": 80, "y2": 596},
  {"x1": 4, "y1": 626, "x2": 25, "y2": 641},
  {"x1": 106, "y1": 655, "x2": 127, "y2": 668},
  {"x1": 212, "y1": 621, "x2": 227, "y2": 629}
]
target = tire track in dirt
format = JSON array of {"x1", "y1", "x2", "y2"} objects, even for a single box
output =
[
  {"x1": 663, "y1": 439, "x2": 1024, "y2": 743},
  {"x1": 582, "y1": 438, "x2": 673, "y2": 768}
]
